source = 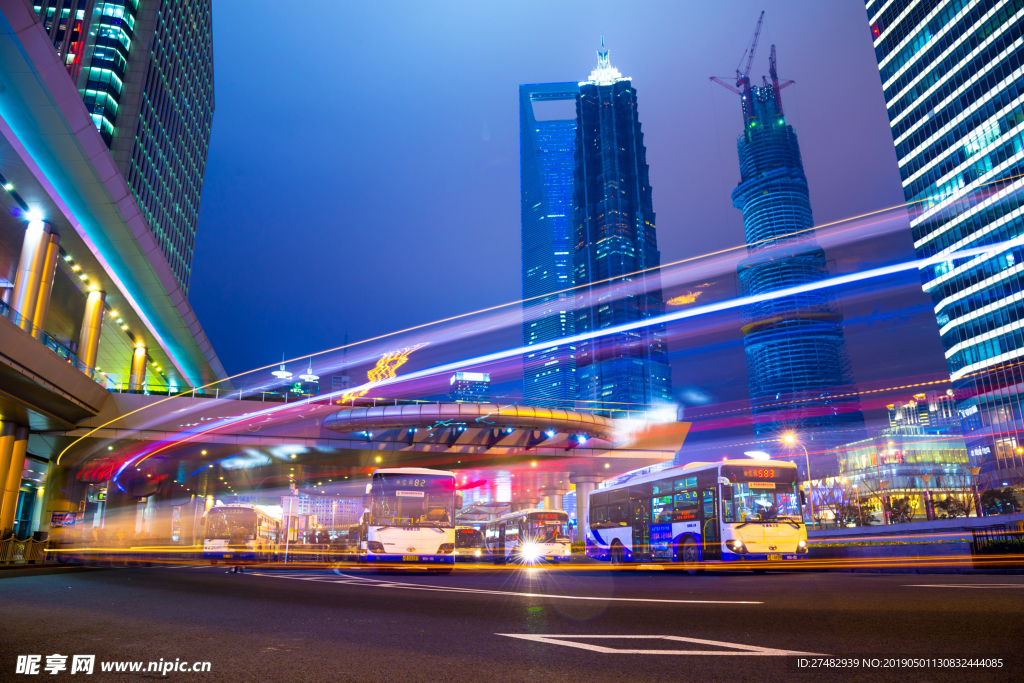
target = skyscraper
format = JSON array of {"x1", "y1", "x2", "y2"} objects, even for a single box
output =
[
  {"x1": 33, "y1": 0, "x2": 215, "y2": 295},
  {"x1": 520, "y1": 82, "x2": 579, "y2": 407},
  {"x1": 866, "y1": 0, "x2": 1024, "y2": 485},
  {"x1": 724, "y1": 45, "x2": 865, "y2": 464},
  {"x1": 572, "y1": 39, "x2": 672, "y2": 413}
]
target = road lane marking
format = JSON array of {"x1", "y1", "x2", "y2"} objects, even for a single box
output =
[
  {"x1": 496, "y1": 634, "x2": 824, "y2": 656},
  {"x1": 905, "y1": 584, "x2": 1024, "y2": 588},
  {"x1": 247, "y1": 571, "x2": 761, "y2": 604}
]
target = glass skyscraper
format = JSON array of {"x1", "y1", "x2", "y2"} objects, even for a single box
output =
[
  {"x1": 33, "y1": 0, "x2": 215, "y2": 295},
  {"x1": 572, "y1": 41, "x2": 672, "y2": 413},
  {"x1": 866, "y1": 0, "x2": 1024, "y2": 485},
  {"x1": 520, "y1": 82, "x2": 579, "y2": 407},
  {"x1": 730, "y1": 53, "x2": 865, "y2": 465}
]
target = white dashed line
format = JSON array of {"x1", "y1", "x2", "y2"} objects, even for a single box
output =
[
  {"x1": 905, "y1": 584, "x2": 1024, "y2": 588},
  {"x1": 496, "y1": 634, "x2": 825, "y2": 656},
  {"x1": 247, "y1": 571, "x2": 763, "y2": 604}
]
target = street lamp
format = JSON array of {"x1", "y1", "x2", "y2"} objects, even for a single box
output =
[{"x1": 782, "y1": 432, "x2": 815, "y2": 527}]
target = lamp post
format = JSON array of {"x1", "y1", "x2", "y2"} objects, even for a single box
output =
[{"x1": 782, "y1": 433, "x2": 814, "y2": 528}]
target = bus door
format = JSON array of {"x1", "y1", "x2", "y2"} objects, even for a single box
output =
[
  {"x1": 497, "y1": 522, "x2": 506, "y2": 558},
  {"x1": 701, "y1": 487, "x2": 721, "y2": 561},
  {"x1": 629, "y1": 487, "x2": 651, "y2": 562}
]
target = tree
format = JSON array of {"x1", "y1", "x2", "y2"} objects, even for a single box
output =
[
  {"x1": 934, "y1": 495, "x2": 971, "y2": 518},
  {"x1": 981, "y1": 488, "x2": 1021, "y2": 516},
  {"x1": 818, "y1": 479, "x2": 863, "y2": 527},
  {"x1": 888, "y1": 496, "x2": 915, "y2": 524}
]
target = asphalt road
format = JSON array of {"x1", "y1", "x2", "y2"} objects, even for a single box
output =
[{"x1": 1, "y1": 565, "x2": 1022, "y2": 683}]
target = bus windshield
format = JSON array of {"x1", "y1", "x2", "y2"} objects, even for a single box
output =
[
  {"x1": 527, "y1": 512, "x2": 571, "y2": 543},
  {"x1": 455, "y1": 528, "x2": 484, "y2": 549},
  {"x1": 206, "y1": 508, "x2": 257, "y2": 541},
  {"x1": 371, "y1": 473, "x2": 455, "y2": 527},
  {"x1": 721, "y1": 465, "x2": 801, "y2": 523},
  {"x1": 723, "y1": 483, "x2": 801, "y2": 523}
]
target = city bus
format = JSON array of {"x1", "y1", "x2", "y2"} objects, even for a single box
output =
[
  {"x1": 484, "y1": 508, "x2": 572, "y2": 564},
  {"x1": 585, "y1": 460, "x2": 808, "y2": 572},
  {"x1": 202, "y1": 503, "x2": 281, "y2": 563},
  {"x1": 453, "y1": 525, "x2": 489, "y2": 562},
  {"x1": 362, "y1": 467, "x2": 459, "y2": 570}
]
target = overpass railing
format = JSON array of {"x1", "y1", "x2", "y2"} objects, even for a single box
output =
[{"x1": 1, "y1": 300, "x2": 96, "y2": 380}]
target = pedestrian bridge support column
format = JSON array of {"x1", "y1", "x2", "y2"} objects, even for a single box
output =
[
  {"x1": 78, "y1": 289, "x2": 106, "y2": 371},
  {"x1": 10, "y1": 220, "x2": 51, "y2": 331},
  {"x1": 570, "y1": 474, "x2": 602, "y2": 542},
  {"x1": 129, "y1": 346, "x2": 147, "y2": 391},
  {"x1": 0, "y1": 426, "x2": 29, "y2": 535},
  {"x1": 31, "y1": 231, "x2": 60, "y2": 339}
]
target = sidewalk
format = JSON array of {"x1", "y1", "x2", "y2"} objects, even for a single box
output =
[{"x1": 0, "y1": 564, "x2": 109, "y2": 580}]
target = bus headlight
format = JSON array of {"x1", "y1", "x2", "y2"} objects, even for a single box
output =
[
  {"x1": 520, "y1": 542, "x2": 541, "y2": 562},
  {"x1": 366, "y1": 541, "x2": 385, "y2": 553},
  {"x1": 438, "y1": 543, "x2": 454, "y2": 554},
  {"x1": 797, "y1": 540, "x2": 808, "y2": 554},
  {"x1": 728, "y1": 539, "x2": 746, "y2": 554},
  {"x1": 474, "y1": 549, "x2": 481, "y2": 557}
]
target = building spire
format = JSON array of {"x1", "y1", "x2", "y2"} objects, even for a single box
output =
[
  {"x1": 597, "y1": 31, "x2": 609, "y2": 70},
  {"x1": 585, "y1": 31, "x2": 626, "y2": 85}
]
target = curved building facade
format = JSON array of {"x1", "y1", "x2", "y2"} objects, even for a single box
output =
[{"x1": 732, "y1": 81, "x2": 865, "y2": 464}]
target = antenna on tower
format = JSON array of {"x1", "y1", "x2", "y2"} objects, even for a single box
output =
[{"x1": 768, "y1": 44, "x2": 795, "y2": 116}]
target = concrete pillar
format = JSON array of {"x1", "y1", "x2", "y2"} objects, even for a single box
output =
[
  {"x1": 539, "y1": 488, "x2": 566, "y2": 513},
  {"x1": 28, "y1": 484, "x2": 46, "y2": 536},
  {"x1": 129, "y1": 346, "x2": 147, "y2": 391},
  {"x1": 10, "y1": 220, "x2": 51, "y2": 331},
  {"x1": 0, "y1": 426, "x2": 29, "y2": 535},
  {"x1": 39, "y1": 463, "x2": 75, "y2": 542},
  {"x1": 31, "y1": 232, "x2": 60, "y2": 339},
  {"x1": 78, "y1": 288, "x2": 106, "y2": 370},
  {"x1": 0, "y1": 423, "x2": 16, "y2": 531},
  {"x1": 570, "y1": 475, "x2": 602, "y2": 541},
  {"x1": 511, "y1": 498, "x2": 541, "y2": 512}
]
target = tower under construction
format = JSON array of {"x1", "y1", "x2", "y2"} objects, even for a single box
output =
[{"x1": 714, "y1": 18, "x2": 865, "y2": 469}]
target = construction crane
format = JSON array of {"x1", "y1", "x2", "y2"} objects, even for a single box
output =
[
  {"x1": 710, "y1": 12, "x2": 796, "y2": 125},
  {"x1": 767, "y1": 44, "x2": 795, "y2": 116},
  {"x1": 709, "y1": 11, "x2": 764, "y2": 99}
]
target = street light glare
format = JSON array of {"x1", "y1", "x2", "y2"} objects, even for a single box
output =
[{"x1": 782, "y1": 433, "x2": 796, "y2": 444}]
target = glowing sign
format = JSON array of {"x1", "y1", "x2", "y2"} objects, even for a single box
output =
[
  {"x1": 667, "y1": 291, "x2": 703, "y2": 306},
  {"x1": 342, "y1": 343, "x2": 428, "y2": 401},
  {"x1": 742, "y1": 468, "x2": 776, "y2": 479}
]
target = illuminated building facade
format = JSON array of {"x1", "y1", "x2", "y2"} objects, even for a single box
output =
[
  {"x1": 520, "y1": 82, "x2": 579, "y2": 407},
  {"x1": 32, "y1": 0, "x2": 215, "y2": 295},
  {"x1": 450, "y1": 371, "x2": 490, "y2": 402},
  {"x1": 572, "y1": 40, "x2": 672, "y2": 413},
  {"x1": 887, "y1": 390, "x2": 962, "y2": 431},
  {"x1": 866, "y1": 0, "x2": 1024, "y2": 485},
  {"x1": 731, "y1": 59, "x2": 865, "y2": 463}
]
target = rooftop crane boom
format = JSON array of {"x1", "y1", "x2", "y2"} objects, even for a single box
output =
[{"x1": 740, "y1": 11, "x2": 765, "y2": 84}]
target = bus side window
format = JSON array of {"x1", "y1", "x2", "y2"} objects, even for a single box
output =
[
  {"x1": 609, "y1": 503, "x2": 629, "y2": 525},
  {"x1": 592, "y1": 506, "x2": 608, "y2": 526}
]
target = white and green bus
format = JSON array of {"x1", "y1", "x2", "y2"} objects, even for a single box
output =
[{"x1": 585, "y1": 460, "x2": 808, "y2": 571}]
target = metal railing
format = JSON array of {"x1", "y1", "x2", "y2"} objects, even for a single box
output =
[
  {"x1": 0, "y1": 537, "x2": 47, "y2": 565},
  {"x1": 1, "y1": 299, "x2": 96, "y2": 380}
]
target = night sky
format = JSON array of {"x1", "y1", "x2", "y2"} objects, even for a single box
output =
[{"x1": 190, "y1": 0, "x2": 950, "y2": 419}]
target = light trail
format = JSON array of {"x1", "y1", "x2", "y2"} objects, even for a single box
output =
[{"x1": 113, "y1": 233, "x2": 1024, "y2": 475}]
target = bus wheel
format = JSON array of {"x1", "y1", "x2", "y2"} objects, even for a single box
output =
[
  {"x1": 680, "y1": 539, "x2": 701, "y2": 576},
  {"x1": 610, "y1": 542, "x2": 624, "y2": 566}
]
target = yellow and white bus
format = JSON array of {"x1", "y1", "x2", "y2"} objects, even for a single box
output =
[{"x1": 585, "y1": 460, "x2": 808, "y2": 572}]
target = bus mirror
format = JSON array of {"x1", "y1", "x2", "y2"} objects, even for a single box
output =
[{"x1": 799, "y1": 490, "x2": 807, "y2": 506}]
